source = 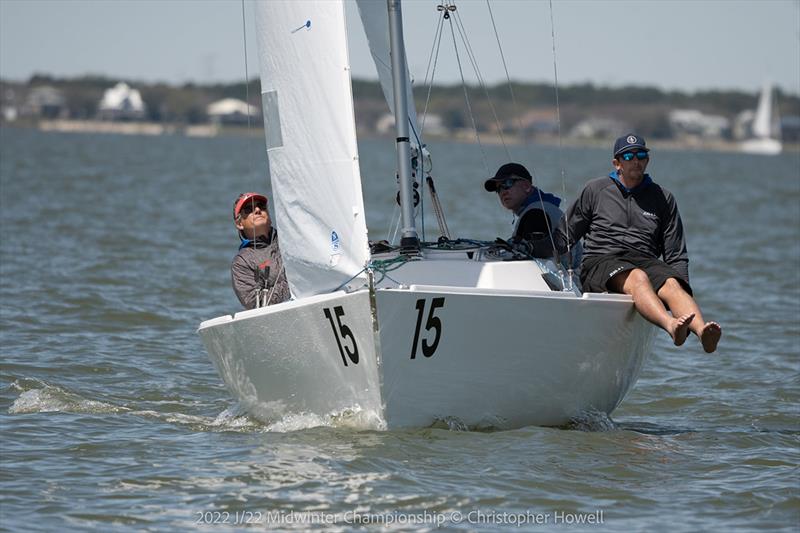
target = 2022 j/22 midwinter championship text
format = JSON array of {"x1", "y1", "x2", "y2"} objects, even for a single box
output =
[{"x1": 194, "y1": 508, "x2": 605, "y2": 527}]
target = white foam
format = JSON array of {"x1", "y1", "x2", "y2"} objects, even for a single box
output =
[
  {"x1": 264, "y1": 406, "x2": 386, "y2": 432},
  {"x1": 8, "y1": 386, "x2": 129, "y2": 415}
]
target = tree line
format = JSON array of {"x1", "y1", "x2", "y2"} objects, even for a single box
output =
[{"x1": 3, "y1": 74, "x2": 798, "y2": 139}]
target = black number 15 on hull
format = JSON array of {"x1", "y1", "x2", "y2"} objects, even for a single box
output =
[{"x1": 410, "y1": 297, "x2": 446, "y2": 359}]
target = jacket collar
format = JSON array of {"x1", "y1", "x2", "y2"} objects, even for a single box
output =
[
  {"x1": 238, "y1": 227, "x2": 276, "y2": 250},
  {"x1": 514, "y1": 188, "x2": 561, "y2": 216},
  {"x1": 609, "y1": 170, "x2": 652, "y2": 194}
]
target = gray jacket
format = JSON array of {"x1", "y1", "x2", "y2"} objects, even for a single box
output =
[
  {"x1": 553, "y1": 174, "x2": 689, "y2": 282},
  {"x1": 231, "y1": 228, "x2": 291, "y2": 309}
]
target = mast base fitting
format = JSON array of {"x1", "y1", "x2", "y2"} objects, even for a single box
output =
[{"x1": 400, "y1": 236, "x2": 420, "y2": 255}]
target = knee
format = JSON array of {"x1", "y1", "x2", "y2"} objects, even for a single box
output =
[
  {"x1": 659, "y1": 277, "x2": 686, "y2": 296},
  {"x1": 611, "y1": 268, "x2": 649, "y2": 293},
  {"x1": 627, "y1": 268, "x2": 650, "y2": 288}
]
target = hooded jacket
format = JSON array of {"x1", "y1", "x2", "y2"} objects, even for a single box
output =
[{"x1": 231, "y1": 228, "x2": 291, "y2": 309}]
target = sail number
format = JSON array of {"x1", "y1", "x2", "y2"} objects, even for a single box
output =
[
  {"x1": 323, "y1": 306, "x2": 359, "y2": 366},
  {"x1": 410, "y1": 297, "x2": 446, "y2": 359},
  {"x1": 324, "y1": 297, "x2": 447, "y2": 366}
]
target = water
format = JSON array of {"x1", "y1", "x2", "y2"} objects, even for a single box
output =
[{"x1": 1, "y1": 127, "x2": 798, "y2": 531}]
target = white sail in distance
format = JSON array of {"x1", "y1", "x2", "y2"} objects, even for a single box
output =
[
  {"x1": 752, "y1": 82, "x2": 779, "y2": 140},
  {"x1": 254, "y1": 0, "x2": 370, "y2": 299}
]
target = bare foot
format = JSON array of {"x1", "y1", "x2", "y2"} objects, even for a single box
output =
[
  {"x1": 669, "y1": 313, "x2": 695, "y2": 346},
  {"x1": 700, "y1": 322, "x2": 722, "y2": 353}
]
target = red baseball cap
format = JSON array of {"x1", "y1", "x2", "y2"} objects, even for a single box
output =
[{"x1": 233, "y1": 192, "x2": 268, "y2": 220}]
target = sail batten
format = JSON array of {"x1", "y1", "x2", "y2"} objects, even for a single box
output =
[{"x1": 254, "y1": 0, "x2": 370, "y2": 299}]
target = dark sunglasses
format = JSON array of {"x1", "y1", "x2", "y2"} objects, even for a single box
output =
[
  {"x1": 240, "y1": 201, "x2": 267, "y2": 216},
  {"x1": 495, "y1": 178, "x2": 522, "y2": 192},
  {"x1": 620, "y1": 151, "x2": 649, "y2": 162}
]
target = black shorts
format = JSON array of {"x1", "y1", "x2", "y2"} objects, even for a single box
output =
[{"x1": 580, "y1": 252, "x2": 692, "y2": 295}]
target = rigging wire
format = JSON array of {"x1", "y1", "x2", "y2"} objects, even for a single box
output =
[
  {"x1": 548, "y1": 0, "x2": 573, "y2": 279},
  {"x1": 239, "y1": 0, "x2": 289, "y2": 302},
  {"x1": 484, "y1": 0, "x2": 565, "y2": 278},
  {"x1": 443, "y1": 4, "x2": 489, "y2": 175},
  {"x1": 485, "y1": 0, "x2": 525, "y2": 145},
  {"x1": 240, "y1": 0, "x2": 257, "y2": 181},
  {"x1": 420, "y1": 9, "x2": 446, "y2": 138},
  {"x1": 449, "y1": 5, "x2": 511, "y2": 160}
]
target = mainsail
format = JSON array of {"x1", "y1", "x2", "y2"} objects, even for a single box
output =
[
  {"x1": 752, "y1": 82, "x2": 780, "y2": 140},
  {"x1": 254, "y1": 1, "x2": 370, "y2": 299},
  {"x1": 355, "y1": 0, "x2": 421, "y2": 145}
]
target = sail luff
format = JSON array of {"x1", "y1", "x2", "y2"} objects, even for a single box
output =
[{"x1": 254, "y1": 0, "x2": 370, "y2": 299}]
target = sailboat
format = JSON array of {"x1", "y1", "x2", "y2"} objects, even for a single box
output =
[
  {"x1": 740, "y1": 82, "x2": 782, "y2": 155},
  {"x1": 198, "y1": 0, "x2": 655, "y2": 430}
]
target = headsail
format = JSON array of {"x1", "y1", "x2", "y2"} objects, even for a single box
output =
[
  {"x1": 254, "y1": 0, "x2": 370, "y2": 299},
  {"x1": 355, "y1": 0, "x2": 421, "y2": 146}
]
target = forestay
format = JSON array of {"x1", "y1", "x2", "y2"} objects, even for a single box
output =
[{"x1": 254, "y1": 0, "x2": 370, "y2": 299}]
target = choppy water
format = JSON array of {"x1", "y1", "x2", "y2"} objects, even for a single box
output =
[{"x1": 1, "y1": 127, "x2": 798, "y2": 531}]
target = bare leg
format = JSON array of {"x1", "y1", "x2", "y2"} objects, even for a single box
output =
[
  {"x1": 657, "y1": 278, "x2": 722, "y2": 353},
  {"x1": 609, "y1": 269, "x2": 694, "y2": 346}
]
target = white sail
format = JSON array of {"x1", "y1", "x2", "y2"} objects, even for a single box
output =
[
  {"x1": 740, "y1": 81, "x2": 782, "y2": 155},
  {"x1": 355, "y1": 0, "x2": 421, "y2": 145},
  {"x1": 752, "y1": 82, "x2": 774, "y2": 139},
  {"x1": 254, "y1": 0, "x2": 370, "y2": 298}
]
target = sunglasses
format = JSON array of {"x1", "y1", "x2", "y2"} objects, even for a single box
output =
[
  {"x1": 620, "y1": 151, "x2": 649, "y2": 162},
  {"x1": 240, "y1": 201, "x2": 267, "y2": 216},
  {"x1": 495, "y1": 178, "x2": 522, "y2": 192}
]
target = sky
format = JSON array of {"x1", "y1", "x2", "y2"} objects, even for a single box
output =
[{"x1": 1, "y1": 0, "x2": 799, "y2": 96}]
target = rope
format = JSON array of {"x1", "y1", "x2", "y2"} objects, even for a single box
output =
[{"x1": 333, "y1": 255, "x2": 412, "y2": 293}]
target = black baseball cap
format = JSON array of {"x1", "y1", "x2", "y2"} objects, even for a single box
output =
[
  {"x1": 613, "y1": 134, "x2": 649, "y2": 157},
  {"x1": 484, "y1": 162, "x2": 532, "y2": 192}
]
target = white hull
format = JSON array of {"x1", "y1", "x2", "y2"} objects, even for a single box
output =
[
  {"x1": 199, "y1": 255, "x2": 655, "y2": 430},
  {"x1": 739, "y1": 138, "x2": 782, "y2": 155}
]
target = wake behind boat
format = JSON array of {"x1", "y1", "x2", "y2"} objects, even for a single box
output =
[{"x1": 198, "y1": 0, "x2": 655, "y2": 430}]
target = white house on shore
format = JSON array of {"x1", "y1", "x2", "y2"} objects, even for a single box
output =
[
  {"x1": 98, "y1": 82, "x2": 146, "y2": 121},
  {"x1": 669, "y1": 109, "x2": 730, "y2": 139},
  {"x1": 206, "y1": 98, "x2": 256, "y2": 125},
  {"x1": 25, "y1": 86, "x2": 66, "y2": 119}
]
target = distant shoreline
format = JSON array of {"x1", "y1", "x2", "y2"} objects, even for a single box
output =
[{"x1": 4, "y1": 120, "x2": 798, "y2": 154}]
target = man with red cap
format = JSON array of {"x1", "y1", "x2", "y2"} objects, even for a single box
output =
[{"x1": 231, "y1": 192, "x2": 290, "y2": 309}]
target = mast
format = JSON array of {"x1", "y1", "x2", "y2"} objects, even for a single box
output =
[{"x1": 387, "y1": 0, "x2": 419, "y2": 253}]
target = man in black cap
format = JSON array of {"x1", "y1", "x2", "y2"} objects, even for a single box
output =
[
  {"x1": 552, "y1": 134, "x2": 721, "y2": 353},
  {"x1": 231, "y1": 192, "x2": 290, "y2": 309},
  {"x1": 485, "y1": 162, "x2": 579, "y2": 266}
]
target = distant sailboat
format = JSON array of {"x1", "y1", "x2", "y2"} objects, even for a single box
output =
[{"x1": 740, "y1": 82, "x2": 782, "y2": 155}]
